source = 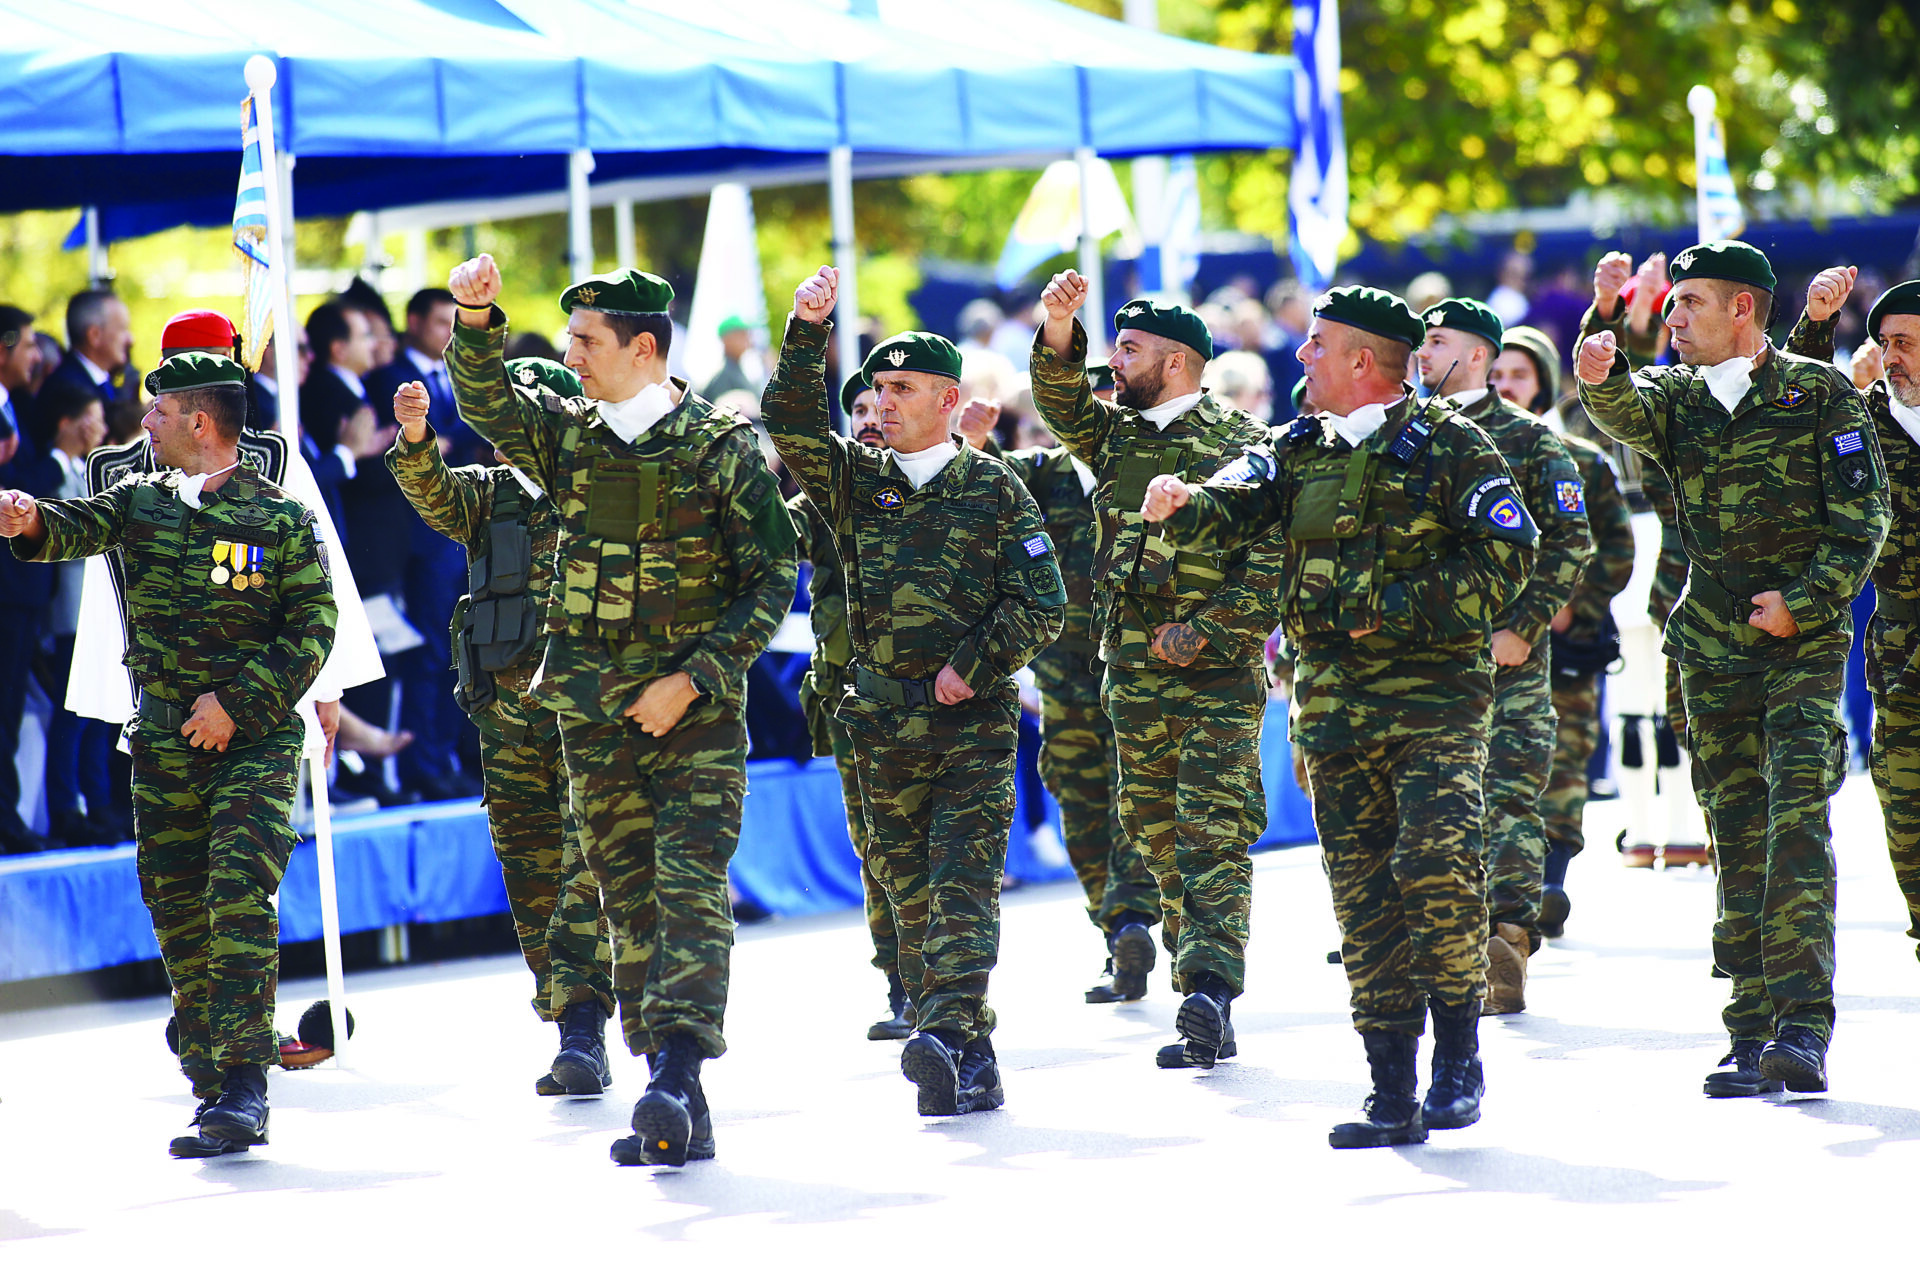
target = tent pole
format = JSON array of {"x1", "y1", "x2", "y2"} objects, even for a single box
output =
[
  {"x1": 1075, "y1": 147, "x2": 1106, "y2": 356},
  {"x1": 568, "y1": 150, "x2": 596, "y2": 281},
  {"x1": 83, "y1": 207, "x2": 109, "y2": 287},
  {"x1": 615, "y1": 199, "x2": 636, "y2": 272},
  {"x1": 829, "y1": 147, "x2": 861, "y2": 407},
  {"x1": 279, "y1": 152, "x2": 298, "y2": 415}
]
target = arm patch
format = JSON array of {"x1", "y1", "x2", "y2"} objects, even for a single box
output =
[
  {"x1": 1831, "y1": 428, "x2": 1882, "y2": 493},
  {"x1": 1463, "y1": 476, "x2": 1539, "y2": 545},
  {"x1": 743, "y1": 468, "x2": 798, "y2": 554},
  {"x1": 1208, "y1": 448, "x2": 1275, "y2": 486},
  {"x1": 1006, "y1": 529, "x2": 1067, "y2": 608}
]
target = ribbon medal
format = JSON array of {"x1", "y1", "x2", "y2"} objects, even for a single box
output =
[
  {"x1": 248, "y1": 544, "x2": 266, "y2": 590},
  {"x1": 231, "y1": 542, "x2": 252, "y2": 591},
  {"x1": 210, "y1": 539, "x2": 232, "y2": 586}
]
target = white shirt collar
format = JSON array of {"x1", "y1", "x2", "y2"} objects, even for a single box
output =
[
  {"x1": 330, "y1": 364, "x2": 366, "y2": 400},
  {"x1": 596, "y1": 380, "x2": 678, "y2": 445},
  {"x1": 0, "y1": 382, "x2": 10, "y2": 412},
  {"x1": 1886, "y1": 381, "x2": 1920, "y2": 447},
  {"x1": 1325, "y1": 395, "x2": 1406, "y2": 448},
  {"x1": 76, "y1": 350, "x2": 111, "y2": 387},
  {"x1": 404, "y1": 346, "x2": 444, "y2": 378},
  {"x1": 1139, "y1": 390, "x2": 1204, "y2": 430},
  {"x1": 1448, "y1": 387, "x2": 1490, "y2": 409},
  {"x1": 891, "y1": 439, "x2": 960, "y2": 490},
  {"x1": 1700, "y1": 350, "x2": 1759, "y2": 415}
]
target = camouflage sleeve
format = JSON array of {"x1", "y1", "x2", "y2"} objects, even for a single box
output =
[
  {"x1": 1567, "y1": 446, "x2": 1636, "y2": 625},
  {"x1": 11, "y1": 474, "x2": 139, "y2": 562},
  {"x1": 386, "y1": 426, "x2": 488, "y2": 547},
  {"x1": 1027, "y1": 319, "x2": 1123, "y2": 471},
  {"x1": 763, "y1": 314, "x2": 855, "y2": 524},
  {"x1": 446, "y1": 308, "x2": 564, "y2": 494},
  {"x1": 948, "y1": 470, "x2": 1066, "y2": 689},
  {"x1": 1779, "y1": 375, "x2": 1890, "y2": 628},
  {"x1": 219, "y1": 510, "x2": 338, "y2": 739},
  {"x1": 1505, "y1": 431, "x2": 1592, "y2": 646},
  {"x1": 1159, "y1": 456, "x2": 1287, "y2": 555},
  {"x1": 785, "y1": 491, "x2": 816, "y2": 556},
  {"x1": 1579, "y1": 361, "x2": 1684, "y2": 467},
  {"x1": 677, "y1": 427, "x2": 799, "y2": 705},
  {"x1": 1383, "y1": 425, "x2": 1538, "y2": 642},
  {"x1": 1640, "y1": 462, "x2": 1690, "y2": 626},
  {"x1": 1186, "y1": 511, "x2": 1286, "y2": 655},
  {"x1": 1578, "y1": 299, "x2": 1663, "y2": 368},
  {"x1": 1784, "y1": 310, "x2": 1840, "y2": 363}
]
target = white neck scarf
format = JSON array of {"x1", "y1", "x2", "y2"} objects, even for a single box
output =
[
  {"x1": 892, "y1": 440, "x2": 959, "y2": 490},
  {"x1": 1886, "y1": 380, "x2": 1920, "y2": 447},
  {"x1": 1139, "y1": 390, "x2": 1203, "y2": 430},
  {"x1": 508, "y1": 466, "x2": 544, "y2": 500},
  {"x1": 1448, "y1": 387, "x2": 1489, "y2": 409},
  {"x1": 596, "y1": 380, "x2": 678, "y2": 445},
  {"x1": 1325, "y1": 397, "x2": 1403, "y2": 449},
  {"x1": 178, "y1": 461, "x2": 240, "y2": 510},
  {"x1": 1069, "y1": 454, "x2": 1096, "y2": 495},
  {"x1": 1701, "y1": 353, "x2": 1757, "y2": 415}
]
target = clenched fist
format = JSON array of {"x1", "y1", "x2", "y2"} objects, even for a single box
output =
[
  {"x1": 795, "y1": 266, "x2": 839, "y2": 324},
  {"x1": 1141, "y1": 474, "x2": 1191, "y2": 522},
  {"x1": 1041, "y1": 270, "x2": 1090, "y2": 324},
  {"x1": 1805, "y1": 266, "x2": 1858, "y2": 324},
  {"x1": 1577, "y1": 331, "x2": 1619, "y2": 385},
  {"x1": 393, "y1": 381, "x2": 432, "y2": 442},
  {"x1": 1593, "y1": 252, "x2": 1634, "y2": 314},
  {"x1": 1851, "y1": 338, "x2": 1885, "y2": 391},
  {"x1": 0, "y1": 488, "x2": 41, "y2": 540},
  {"x1": 450, "y1": 253, "x2": 502, "y2": 318}
]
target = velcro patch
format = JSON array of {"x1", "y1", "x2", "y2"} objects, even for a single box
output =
[
  {"x1": 1554, "y1": 478, "x2": 1586, "y2": 514},
  {"x1": 1487, "y1": 495, "x2": 1526, "y2": 530},
  {"x1": 1834, "y1": 431, "x2": 1865, "y2": 457},
  {"x1": 1023, "y1": 533, "x2": 1050, "y2": 559},
  {"x1": 1774, "y1": 387, "x2": 1808, "y2": 409},
  {"x1": 1009, "y1": 530, "x2": 1057, "y2": 563}
]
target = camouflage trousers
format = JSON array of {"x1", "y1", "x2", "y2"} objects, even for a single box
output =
[
  {"x1": 131, "y1": 715, "x2": 303, "y2": 1097},
  {"x1": 1683, "y1": 660, "x2": 1846, "y2": 1042},
  {"x1": 475, "y1": 693, "x2": 613, "y2": 1022},
  {"x1": 558, "y1": 699, "x2": 745, "y2": 1060},
  {"x1": 1305, "y1": 731, "x2": 1490, "y2": 1035},
  {"x1": 1543, "y1": 673, "x2": 1602, "y2": 854},
  {"x1": 1036, "y1": 678, "x2": 1160, "y2": 935},
  {"x1": 1486, "y1": 649, "x2": 1557, "y2": 948},
  {"x1": 852, "y1": 736, "x2": 1015, "y2": 1039},
  {"x1": 1102, "y1": 664, "x2": 1263, "y2": 996},
  {"x1": 823, "y1": 704, "x2": 901, "y2": 981},
  {"x1": 1866, "y1": 614, "x2": 1920, "y2": 959}
]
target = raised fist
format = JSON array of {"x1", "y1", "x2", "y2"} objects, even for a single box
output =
[
  {"x1": 1851, "y1": 337, "x2": 1885, "y2": 391},
  {"x1": 393, "y1": 381, "x2": 431, "y2": 438},
  {"x1": 1141, "y1": 474, "x2": 1191, "y2": 522},
  {"x1": 0, "y1": 488, "x2": 36, "y2": 537},
  {"x1": 957, "y1": 398, "x2": 1001, "y2": 448},
  {"x1": 1593, "y1": 252, "x2": 1634, "y2": 313},
  {"x1": 1805, "y1": 266, "x2": 1858, "y2": 324},
  {"x1": 1041, "y1": 271, "x2": 1090, "y2": 324},
  {"x1": 1577, "y1": 331, "x2": 1618, "y2": 385},
  {"x1": 449, "y1": 253, "x2": 502, "y2": 311},
  {"x1": 795, "y1": 266, "x2": 839, "y2": 324}
]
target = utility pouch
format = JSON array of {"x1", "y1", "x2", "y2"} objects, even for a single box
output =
[
  {"x1": 586, "y1": 460, "x2": 664, "y2": 541},
  {"x1": 1289, "y1": 449, "x2": 1374, "y2": 540}
]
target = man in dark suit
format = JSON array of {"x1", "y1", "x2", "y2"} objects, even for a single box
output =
[
  {"x1": 39, "y1": 290, "x2": 141, "y2": 413},
  {"x1": 0, "y1": 304, "x2": 58, "y2": 852}
]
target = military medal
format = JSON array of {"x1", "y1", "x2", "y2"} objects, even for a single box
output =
[
  {"x1": 210, "y1": 539, "x2": 232, "y2": 585},
  {"x1": 247, "y1": 543, "x2": 266, "y2": 588}
]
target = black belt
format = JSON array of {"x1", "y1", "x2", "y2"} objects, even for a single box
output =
[
  {"x1": 1682, "y1": 569, "x2": 1761, "y2": 634},
  {"x1": 851, "y1": 665, "x2": 938, "y2": 709},
  {"x1": 1876, "y1": 592, "x2": 1920, "y2": 623},
  {"x1": 138, "y1": 691, "x2": 190, "y2": 731}
]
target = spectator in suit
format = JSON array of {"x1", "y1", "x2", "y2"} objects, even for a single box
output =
[
  {"x1": 39, "y1": 289, "x2": 140, "y2": 413},
  {"x1": 369, "y1": 288, "x2": 482, "y2": 463},
  {"x1": 341, "y1": 277, "x2": 398, "y2": 371},
  {"x1": 0, "y1": 306, "x2": 41, "y2": 467},
  {"x1": 0, "y1": 304, "x2": 61, "y2": 853},
  {"x1": 1262, "y1": 280, "x2": 1309, "y2": 407},
  {"x1": 302, "y1": 301, "x2": 377, "y2": 451}
]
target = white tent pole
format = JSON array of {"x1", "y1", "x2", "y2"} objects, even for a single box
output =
[
  {"x1": 615, "y1": 198, "x2": 636, "y2": 272},
  {"x1": 83, "y1": 207, "x2": 109, "y2": 287},
  {"x1": 568, "y1": 149, "x2": 596, "y2": 281},
  {"x1": 1075, "y1": 146, "x2": 1106, "y2": 356},
  {"x1": 829, "y1": 145, "x2": 861, "y2": 404}
]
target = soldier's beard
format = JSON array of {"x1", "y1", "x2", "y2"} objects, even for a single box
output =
[
  {"x1": 1114, "y1": 361, "x2": 1168, "y2": 410},
  {"x1": 1888, "y1": 366, "x2": 1920, "y2": 408}
]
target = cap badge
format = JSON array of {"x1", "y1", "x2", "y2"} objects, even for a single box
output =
[
  {"x1": 574, "y1": 286, "x2": 599, "y2": 306},
  {"x1": 887, "y1": 348, "x2": 908, "y2": 367}
]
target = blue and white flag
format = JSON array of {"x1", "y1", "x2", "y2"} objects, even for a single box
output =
[
  {"x1": 1687, "y1": 86, "x2": 1745, "y2": 243},
  {"x1": 233, "y1": 93, "x2": 276, "y2": 372},
  {"x1": 1289, "y1": 0, "x2": 1348, "y2": 293}
]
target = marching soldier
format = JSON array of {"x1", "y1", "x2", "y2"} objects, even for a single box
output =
[
  {"x1": 2, "y1": 353, "x2": 336, "y2": 1156},
  {"x1": 1030, "y1": 271, "x2": 1282, "y2": 1070},
  {"x1": 764, "y1": 266, "x2": 1063, "y2": 1117},
  {"x1": 1784, "y1": 269, "x2": 1920, "y2": 962},
  {"x1": 386, "y1": 361, "x2": 616, "y2": 1096},
  {"x1": 1577, "y1": 240, "x2": 1889, "y2": 1096},
  {"x1": 1418, "y1": 298, "x2": 1592, "y2": 1013},
  {"x1": 1143, "y1": 286, "x2": 1537, "y2": 1147},
  {"x1": 445, "y1": 256, "x2": 797, "y2": 1166}
]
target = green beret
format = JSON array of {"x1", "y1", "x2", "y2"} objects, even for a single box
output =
[
  {"x1": 1112, "y1": 298, "x2": 1213, "y2": 362},
  {"x1": 840, "y1": 372, "x2": 872, "y2": 415},
  {"x1": 862, "y1": 331, "x2": 962, "y2": 383},
  {"x1": 1867, "y1": 279, "x2": 1920, "y2": 343},
  {"x1": 1501, "y1": 325, "x2": 1561, "y2": 405},
  {"x1": 559, "y1": 268, "x2": 674, "y2": 317},
  {"x1": 1670, "y1": 240, "x2": 1776, "y2": 294},
  {"x1": 718, "y1": 314, "x2": 750, "y2": 336},
  {"x1": 144, "y1": 351, "x2": 245, "y2": 397},
  {"x1": 508, "y1": 356, "x2": 582, "y2": 400},
  {"x1": 1087, "y1": 362, "x2": 1115, "y2": 394},
  {"x1": 1313, "y1": 285, "x2": 1425, "y2": 350},
  {"x1": 1422, "y1": 298, "x2": 1504, "y2": 351}
]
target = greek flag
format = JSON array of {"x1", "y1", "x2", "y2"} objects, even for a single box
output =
[
  {"x1": 1688, "y1": 86, "x2": 1746, "y2": 242},
  {"x1": 1289, "y1": 0, "x2": 1348, "y2": 293},
  {"x1": 233, "y1": 93, "x2": 276, "y2": 371}
]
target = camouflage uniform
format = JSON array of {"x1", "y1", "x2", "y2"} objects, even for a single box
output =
[
  {"x1": 1542, "y1": 434, "x2": 1637, "y2": 855},
  {"x1": 386, "y1": 427, "x2": 613, "y2": 1022},
  {"x1": 1029, "y1": 320, "x2": 1279, "y2": 997},
  {"x1": 788, "y1": 493, "x2": 900, "y2": 981},
  {"x1": 1458, "y1": 390, "x2": 1592, "y2": 948},
  {"x1": 1001, "y1": 445, "x2": 1159, "y2": 935},
  {"x1": 1161, "y1": 394, "x2": 1538, "y2": 1033},
  {"x1": 10, "y1": 466, "x2": 336, "y2": 1095},
  {"x1": 447, "y1": 310, "x2": 797, "y2": 1061},
  {"x1": 763, "y1": 317, "x2": 1063, "y2": 1039},
  {"x1": 1787, "y1": 310, "x2": 1920, "y2": 956},
  {"x1": 1581, "y1": 334, "x2": 1889, "y2": 1044}
]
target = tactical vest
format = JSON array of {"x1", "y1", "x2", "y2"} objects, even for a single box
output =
[
  {"x1": 1283, "y1": 440, "x2": 1448, "y2": 638},
  {"x1": 1029, "y1": 449, "x2": 1099, "y2": 651},
  {"x1": 1101, "y1": 431, "x2": 1232, "y2": 604},
  {"x1": 552, "y1": 404, "x2": 737, "y2": 650},
  {"x1": 452, "y1": 479, "x2": 539, "y2": 714}
]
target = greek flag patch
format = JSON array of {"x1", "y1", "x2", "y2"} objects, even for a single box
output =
[
  {"x1": 1834, "y1": 431, "x2": 1865, "y2": 457},
  {"x1": 1024, "y1": 534, "x2": 1050, "y2": 559}
]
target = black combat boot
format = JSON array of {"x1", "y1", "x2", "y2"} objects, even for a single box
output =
[
  {"x1": 1086, "y1": 912, "x2": 1157, "y2": 1004},
  {"x1": 1759, "y1": 1026, "x2": 1829, "y2": 1093},
  {"x1": 168, "y1": 1096, "x2": 251, "y2": 1159},
  {"x1": 868, "y1": 973, "x2": 915, "y2": 1040},
  {"x1": 549, "y1": 1000, "x2": 613, "y2": 1095},
  {"x1": 956, "y1": 1035, "x2": 1006, "y2": 1114},
  {"x1": 611, "y1": 1034, "x2": 714, "y2": 1167},
  {"x1": 1703, "y1": 1039, "x2": 1782, "y2": 1098},
  {"x1": 1423, "y1": 999, "x2": 1485, "y2": 1130},
  {"x1": 1154, "y1": 1020, "x2": 1237, "y2": 1069},
  {"x1": 1172, "y1": 972, "x2": 1235, "y2": 1068},
  {"x1": 899, "y1": 1028, "x2": 965, "y2": 1116},
  {"x1": 1540, "y1": 840, "x2": 1574, "y2": 938},
  {"x1": 197, "y1": 1064, "x2": 271, "y2": 1148},
  {"x1": 1329, "y1": 1029, "x2": 1426, "y2": 1149}
]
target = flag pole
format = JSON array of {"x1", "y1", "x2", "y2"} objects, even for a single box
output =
[{"x1": 246, "y1": 53, "x2": 350, "y2": 1066}]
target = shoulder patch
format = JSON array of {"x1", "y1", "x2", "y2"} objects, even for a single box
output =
[
  {"x1": 1208, "y1": 450, "x2": 1275, "y2": 486},
  {"x1": 872, "y1": 485, "x2": 905, "y2": 510},
  {"x1": 1775, "y1": 386, "x2": 1809, "y2": 410},
  {"x1": 1486, "y1": 493, "x2": 1527, "y2": 530},
  {"x1": 1554, "y1": 477, "x2": 1586, "y2": 515},
  {"x1": 1833, "y1": 430, "x2": 1865, "y2": 457}
]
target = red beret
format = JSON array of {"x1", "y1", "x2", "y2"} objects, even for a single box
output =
[
  {"x1": 161, "y1": 310, "x2": 237, "y2": 351},
  {"x1": 1619, "y1": 276, "x2": 1671, "y2": 318}
]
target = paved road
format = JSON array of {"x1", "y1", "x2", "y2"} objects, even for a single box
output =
[{"x1": 3, "y1": 775, "x2": 1917, "y2": 1273}]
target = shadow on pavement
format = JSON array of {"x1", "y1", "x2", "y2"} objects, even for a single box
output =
[
  {"x1": 634, "y1": 1166, "x2": 942, "y2": 1239},
  {"x1": 918, "y1": 1110, "x2": 1201, "y2": 1171},
  {"x1": 1770, "y1": 1095, "x2": 1920, "y2": 1157},
  {"x1": 1362, "y1": 1146, "x2": 1726, "y2": 1205},
  {"x1": 1491, "y1": 1014, "x2": 1726, "y2": 1060}
]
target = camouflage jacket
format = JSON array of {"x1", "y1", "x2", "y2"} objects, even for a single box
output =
[
  {"x1": 1456, "y1": 389, "x2": 1592, "y2": 646},
  {"x1": 1786, "y1": 310, "x2": 1920, "y2": 607},
  {"x1": 447, "y1": 310, "x2": 797, "y2": 724},
  {"x1": 1002, "y1": 444, "x2": 1104, "y2": 701},
  {"x1": 763, "y1": 316, "x2": 1064, "y2": 752},
  {"x1": 1578, "y1": 332, "x2": 1889, "y2": 673},
  {"x1": 788, "y1": 491, "x2": 851, "y2": 757},
  {"x1": 11, "y1": 465, "x2": 336, "y2": 741},
  {"x1": 386, "y1": 426, "x2": 557, "y2": 705},
  {"x1": 1160, "y1": 393, "x2": 1538, "y2": 751},
  {"x1": 1558, "y1": 431, "x2": 1636, "y2": 631},
  {"x1": 1028, "y1": 319, "x2": 1283, "y2": 671}
]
